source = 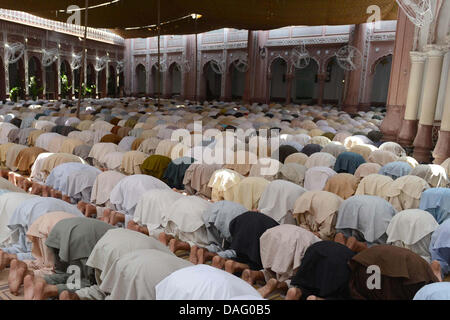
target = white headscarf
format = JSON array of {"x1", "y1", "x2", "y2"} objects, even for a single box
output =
[{"x1": 156, "y1": 264, "x2": 262, "y2": 300}]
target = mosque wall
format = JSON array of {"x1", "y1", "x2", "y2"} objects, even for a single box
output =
[
  {"x1": 380, "y1": 0, "x2": 450, "y2": 164},
  {"x1": 0, "y1": 10, "x2": 125, "y2": 100},
  {"x1": 126, "y1": 23, "x2": 397, "y2": 108}
]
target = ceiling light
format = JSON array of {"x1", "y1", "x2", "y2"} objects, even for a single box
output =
[{"x1": 191, "y1": 14, "x2": 203, "y2": 20}]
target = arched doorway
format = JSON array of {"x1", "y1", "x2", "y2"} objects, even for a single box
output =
[
  {"x1": 135, "y1": 64, "x2": 146, "y2": 95},
  {"x1": 371, "y1": 55, "x2": 392, "y2": 106},
  {"x1": 60, "y1": 60, "x2": 72, "y2": 99},
  {"x1": 151, "y1": 64, "x2": 164, "y2": 96},
  {"x1": 8, "y1": 58, "x2": 25, "y2": 100},
  {"x1": 28, "y1": 56, "x2": 43, "y2": 99},
  {"x1": 323, "y1": 57, "x2": 345, "y2": 105},
  {"x1": 229, "y1": 60, "x2": 246, "y2": 100},
  {"x1": 204, "y1": 61, "x2": 221, "y2": 101},
  {"x1": 107, "y1": 65, "x2": 116, "y2": 97},
  {"x1": 269, "y1": 58, "x2": 287, "y2": 102},
  {"x1": 291, "y1": 59, "x2": 319, "y2": 104},
  {"x1": 168, "y1": 63, "x2": 181, "y2": 98},
  {"x1": 86, "y1": 64, "x2": 95, "y2": 87},
  {"x1": 45, "y1": 62, "x2": 58, "y2": 100}
]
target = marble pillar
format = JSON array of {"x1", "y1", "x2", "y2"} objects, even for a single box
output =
[
  {"x1": 413, "y1": 49, "x2": 445, "y2": 163},
  {"x1": 397, "y1": 51, "x2": 427, "y2": 146},
  {"x1": 342, "y1": 24, "x2": 366, "y2": 114},
  {"x1": 380, "y1": 10, "x2": 415, "y2": 141},
  {"x1": 286, "y1": 72, "x2": 294, "y2": 105},
  {"x1": 433, "y1": 54, "x2": 450, "y2": 164},
  {"x1": 317, "y1": 73, "x2": 327, "y2": 106}
]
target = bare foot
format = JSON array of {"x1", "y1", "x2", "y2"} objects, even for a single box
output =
[
  {"x1": 50, "y1": 189, "x2": 62, "y2": 199},
  {"x1": 346, "y1": 236, "x2": 368, "y2": 253},
  {"x1": 430, "y1": 260, "x2": 442, "y2": 282},
  {"x1": 77, "y1": 201, "x2": 87, "y2": 213},
  {"x1": 8, "y1": 172, "x2": 18, "y2": 186},
  {"x1": 62, "y1": 195, "x2": 71, "y2": 203},
  {"x1": 32, "y1": 277, "x2": 58, "y2": 300},
  {"x1": 158, "y1": 232, "x2": 174, "y2": 246},
  {"x1": 138, "y1": 225, "x2": 149, "y2": 235},
  {"x1": 23, "y1": 275, "x2": 35, "y2": 300},
  {"x1": 334, "y1": 233, "x2": 346, "y2": 245},
  {"x1": 59, "y1": 290, "x2": 80, "y2": 300},
  {"x1": 241, "y1": 269, "x2": 265, "y2": 286},
  {"x1": 285, "y1": 287, "x2": 302, "y2": 300},
  {"x1": 8, "y1": 259, "x2": 31, "y2": 295},
  {"x1": 0, "y1": 169, "x2": 9, "y2": 179},
  {"x1": 22, "y1": 179, "x2": 33, "y2": 192},
  {"x1": 197, "y1": 248, "x2": 216, "y2": 265},
  {"x1": 257, "y1": 278, "x2": 287, "y2": 298},
  {"x1": 211, "y1": 256, "x2": 226, "y2": 269},
  {"x1": 109, "y1": 211, "x2": 125, "y2": 226},
  {"x1": 189, "y1": 246, "x2": 199, "y2": 264},
  {"x1": 85, "y1": 204, "x2": 97, "y2": 218},
  {"x1": 169, "y1": 238, "x2": 191, "y2": 253},
  {"x1": 100, "y1": 208, "x2": 112, "y2": 223},
  {"x1": 31, "y1": 182, "x2": 43, "y2": 195},
  {"x1": 0, "y1": 250, "x2": 15, "y2": 271},
  {"x1": 307, "y1": 295, "x2": 325, "y2": 300},
  {"x1": 15, "y1": 175, "x2": 25, "y2": 188},
  {"x1": 224, "y1": 260, "x2": 249, "y2": 274},
  {"x1": 127, "y1": 220, "x2": 141, "y2": 232},
  {"x1": 42, "y1": 186, "x2": 51, "y2": 197}
]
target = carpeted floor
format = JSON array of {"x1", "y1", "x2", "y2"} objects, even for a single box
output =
[
  {"x1": 0, "y1": 249, "x2": 285, "y2": 300},
  {"x1": 0, "y1": 269, "x2": 24, "y2": 300},
  {"x1": 2, "y1": 259, "x2": 447, "y2": 301}
]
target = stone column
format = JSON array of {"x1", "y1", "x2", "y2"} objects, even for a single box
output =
[
  {"x1": 71, "y1": 68, "x2": 75, "y2": 98},
  {"x1": 24, "y1": 50, "x2": 29, "y2": 97},
  {"x1": 95, "y1": 71, "x2": 99, "y2": 98},
  {"x1": 57, "y1": 55, "x2": 61, "y2": 99},
  {"x1": 379, "y1": 10, "x2": 415, "y2": 141},
  {"x1": 42, "y1": 64, "x2": 47, "y2": 98},
  {"x1": 220, "y1": 48, "x2": 228, "y2": 101},
  {"x1": 84, "y1": 52, "x2": 87, "y2": 88},
  {"x1": 243, "y1": 31, "x2": 256, "y2": 103},
  {"x1": 413, "y1": 49, "x2": 445, "y2": 163},
  {"x1": 163, "y1": 68, "x2": 171, "y2": 99},
  {"x1": 433, "y1": 55, "x2": 450, "y2": 164},
  {"x1": 397, "y1": 51, "x2": 427, "y2": 146},
  {"x1": 317, "y1": 73, "x2": 327, "y2": 106},
  {"x1": 105, "y1": 60, "x2": 109, "y2": 97},
  {"x1": 5, "y1": 59, "x2": 9, "y2": 97},
  {"x1": 286, "y1": 72, "x2": 294, "y2": 104},
  {"x1": 3, "y1": 31, "x2": 9, "y2": 97},
  {"x1": 342, "y1": 24, "x2": 366, "y2": 113}
]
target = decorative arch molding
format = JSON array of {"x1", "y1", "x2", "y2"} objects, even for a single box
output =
[
  {"x1": 134, "y1": 55, "x2": 147, "y2": 70},
  {"x1": 227, "y1": 50, "x2": 248, "y2": 68},
  {"x1": 135, "y1": 63, "x2": 146, "y2": 72},
  {"x1": 201, "y1": 54, "x2": 225, "y2": 73},
  {"x1": 27, "y1": 52, "x2": 42, "y2": 62},
  {"x1": 369, "y1": 53, "x2": 393, "y2": 75},
  {"x1": 165, "y1": 53, "x2": 184, "y2": 66},
  {"x1": 321, "y1": 53, "x2": 339, "y2": 73},
  {"x1": 168, "y1": 61, "x2": 181, "y2": 71},
  {"x1": 289, "y1": 55, "x2": 320, "y2": 74},
  {"x1": 267, "y1": 55, "x2": 288, "y2": 79}
]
